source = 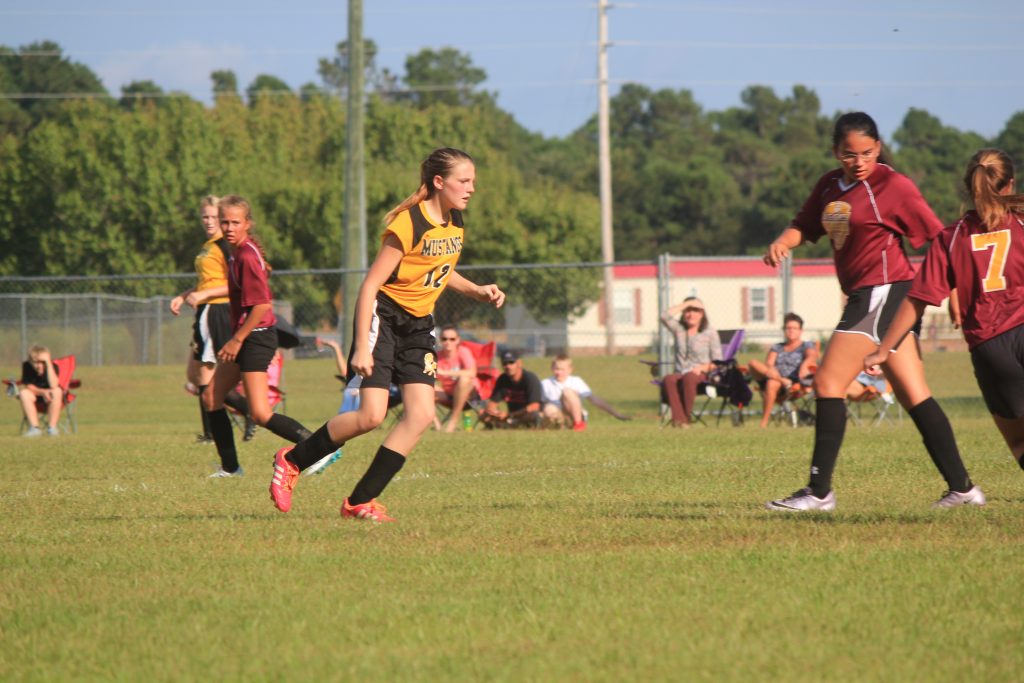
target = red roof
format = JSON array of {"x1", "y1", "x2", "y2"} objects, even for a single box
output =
[{"x1": 613, "y1": 259, "x2": 837, "y2": 279}]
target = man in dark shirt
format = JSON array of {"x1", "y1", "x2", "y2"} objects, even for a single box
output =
[{"x1": 482, "y1": 350, "x2": 542, "y2": 428}]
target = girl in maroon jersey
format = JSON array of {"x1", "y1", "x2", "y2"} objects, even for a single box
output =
[
  {"x1": 762, "y1": 112, "x2": 983, "y2": 511},
  {"x1": 866, "y1": 148, "x2": 1024, "y2": 475},
  {"x1": 203, "y1": 195, "x2": 312, "y2": 477}
]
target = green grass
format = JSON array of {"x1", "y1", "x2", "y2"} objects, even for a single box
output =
[{"x1": 1, "y1": 354, "x2": 1020, "y2": 681}]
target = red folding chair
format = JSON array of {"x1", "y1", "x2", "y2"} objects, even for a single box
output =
[{"x1": 458, "y1": 339, "x2": 500, "y2": 401}]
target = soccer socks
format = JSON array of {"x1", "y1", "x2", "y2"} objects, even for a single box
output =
[
  {"x1": 264, "y1": 413, "x2": 312, "y2": 444},
  {"x1": 807, "y1": 398, "x2": 847, "y2": 498},
  {"x1": 909, "y1": 397, "x2": 973, "y2": 493},
  {"x1": 197, "y1": 385, "x2": 211, "y2": 437},
  {"x1": 207, "y1": 408, "x2": 240, "y2": 473},
  {"x1": 286, "y1": 424, "x2": 342, "y2": 471},
  {"x1": 223, "y1": 389, "x2": 249, "y2": 416},
  {"x1": 348, "y1": 446, "x2": 406, "y2": 506}
]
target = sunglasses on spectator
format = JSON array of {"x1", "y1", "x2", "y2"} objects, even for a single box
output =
[
  {"x1": 440, "y1": 336, "x2": 458, "y2": 341},
  {"x1": 502, "y1": 360, "x2": 517, "y2": 366}
]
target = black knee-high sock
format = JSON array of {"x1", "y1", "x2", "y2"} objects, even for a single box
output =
[
  {"x1": 208, "y1": 408, "x2": 239, "y2": 473},
  {"x1": 348, "y1": 446, "x2": 406, "y2": 506},
  {"x1": 1018, "y1": 456, "x2": 1024, "y2": 472},
  {"x1": 909, "y1": 397, "x2": 972, "y2": 493},
  {"x1": 197, "y1": 385, "x2": 211, "y2": 437},
  {"x1": 223, "y1": 390, "x2": 249, "y2": 416},
  {"x1": 287, "y1": 424, "x2": 343, "y2": 471},
  {"x1": 808, "y1": 398, "x2": 847, "y2": 498},
  {"x1": 263, "y1": 413, "x2": 312, "y2": 443}
]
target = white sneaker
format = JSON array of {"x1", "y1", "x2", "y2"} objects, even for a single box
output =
[
  {"x1": 766, "y1": 487, "x2": 836, "y2": 512},
  {"x1": 303, "y1": 450, "x2": 343, "y2": 476},
  {"x1": 208, "y1": 467, "x2": 244, "y2": 478},
  {"x1": 933, "y1": 486, "x2": 986, "y2": 509},
  {"x1": 23, "y1": 427, "x2": 42, "y2": 438},
  {"x1": 47, "y1": 426, "x2": 59, "y2": 437}
]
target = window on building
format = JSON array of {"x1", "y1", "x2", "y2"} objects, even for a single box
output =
[
  {"x1": 613, "y1": 288, "x2": 635, "y2": 325},
  {"x1": 742, "y1": 286, "x2": 775, "y2": 324}
]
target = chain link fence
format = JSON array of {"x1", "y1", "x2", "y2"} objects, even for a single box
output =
[{"x1": 0, "y1": 258, "x2": 964, "y2": 369}]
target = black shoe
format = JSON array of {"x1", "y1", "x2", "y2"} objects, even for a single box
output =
[
  {"x1": 243, "y1": 418, "x2": 257, "y2": 441},
  {"x1": 195, "y1": 434, "x2": 214, "y2": 445}
]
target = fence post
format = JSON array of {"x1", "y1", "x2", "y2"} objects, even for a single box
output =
[
  {"x1": 155, "y1": 297, "x2": 163, "y2": 365},
  {"x1": 20, "y1": 295, "x2": 28, "y2": 361},
  {"x1": 781, "y1": 256, "x2": 792, "y2": 321},
  {"x1": 142, "y1": 308, "x2": 150, "y2": 365},
  {"x1": 96, "y1": 296, "x2": 103, "y2": 367},
  {"x1": 657, "y1": 253, "x2": 671, "y2": 371}
]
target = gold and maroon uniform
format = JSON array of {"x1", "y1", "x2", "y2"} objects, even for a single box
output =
[{"x1": 380, "y1": 202, "x2": 464, "y2": 316}]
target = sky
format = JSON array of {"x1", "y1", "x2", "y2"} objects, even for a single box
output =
[{"x1": 2, "y1": 1, "x2": 1023, "y2": 143}]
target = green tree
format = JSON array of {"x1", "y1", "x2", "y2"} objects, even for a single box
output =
[
  {"x1": 402, "y1": 47, "x2": 491, "y2": 109},
  {"x1": 119, "y1": 80, "x2": 163, "y2": 110},
  {"x1": 245, "y1": 74, "x2": 291, "y2": 106},
  {"x1": 317, "y1": 39, "x2": 398, "y2": 99},
  {"x1": 211, "y1": 69, "x2": 238, "y2": 98}
]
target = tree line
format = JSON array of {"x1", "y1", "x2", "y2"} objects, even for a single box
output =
[{"x1": 1, "y1": 40, "x2": 1022, "y2": 313}]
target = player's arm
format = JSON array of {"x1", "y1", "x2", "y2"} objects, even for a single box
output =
[
  {"x1": 350, "y1": 235, "x2": 405, "y2": 378},
  {"x1": 864, "y1": 297, "x2": 927, "y2": 373},
  {"x1": 763, "y1": 227, "x2": 804, "y2": 267},
  {"x1": 218, "y1": 303, "x2": 271, "y2": 364},
  {"x1": 447, "y1": 270, "x2": 505, "y2": 308},
  {"x1": 185, "y1": 285, "x2": 229, "y2": 309}
]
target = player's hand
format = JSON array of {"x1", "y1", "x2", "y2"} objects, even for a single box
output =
[
  {"x1": 351, "y1": 348, "x2": 374, "y2": 378},
  {"x1": 863, "y1": 350, "x2": 886, "y2": 375},
  {"x1": 763, "y1": 241, "x2": 789, "y2": 267},
  {"x1": 217, "y1": 338, "x2": 242, "y2": 363},
  {"x1": 169, "y1": 296, "x2": 184, "y2": 316},
  {"x1": 479, "y1": 284, "x2": 505, "y2": 308}
]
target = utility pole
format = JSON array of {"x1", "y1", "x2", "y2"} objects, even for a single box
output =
[
  {"x1": 598, "y1": 0, "x2": 616, "y2": 354},
  {"x1": 340, "y1": 0, "x2": 366, "y2": 346}
]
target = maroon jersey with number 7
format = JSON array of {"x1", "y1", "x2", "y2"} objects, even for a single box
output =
[{"x1": 909, "y1": 211, "x2": 1024, "y2": 350}]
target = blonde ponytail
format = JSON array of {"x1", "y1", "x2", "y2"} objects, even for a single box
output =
[{"x1": 964, "y1": 149, "x2": 1024, "y2": 230}]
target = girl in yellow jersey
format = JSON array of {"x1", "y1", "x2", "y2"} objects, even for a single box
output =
[{"x1": 268, "y1": 147, "x2": 505, "y2": 521}]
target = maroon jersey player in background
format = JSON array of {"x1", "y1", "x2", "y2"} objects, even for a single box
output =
[
  {"x1": 866, "y1": 148, "x2": 1024, "y2": 477},
  {"x1": 202, "y1": 195, "x2": 312, "y2": 477},
  {"x1": 762, "y1": 112, "x2": 983, "y2": 511}
]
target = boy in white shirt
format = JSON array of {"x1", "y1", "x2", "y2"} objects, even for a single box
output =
[{"x1": 540, "y1": 354, "x2": 630, "y2": 431}]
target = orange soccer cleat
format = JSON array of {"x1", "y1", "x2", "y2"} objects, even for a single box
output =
[
  {"x1": 269, "y1": 446, "x2": 299, "y2": 512},
  {"x1": 341, "y1": 498, "x2": 394, "y2": 523}
]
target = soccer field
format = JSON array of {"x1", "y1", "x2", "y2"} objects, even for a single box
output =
[{"x1": 2, "y1": 353, "x2": 1020, "y2": 681}]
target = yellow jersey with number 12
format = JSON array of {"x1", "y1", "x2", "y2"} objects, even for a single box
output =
[{"x1": 380, "y1": 201, "x2": 464, "y2": 317}]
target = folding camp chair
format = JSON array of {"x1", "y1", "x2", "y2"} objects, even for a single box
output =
[
  {"x1": 692, "y1": 329, "x2": 752, "y2": 426},
  {"x1": 847, "y1": 380, "x2": 901, "y2": 427},
  {"x1": 436, "y1": 338, "x2": 501, "y2": 430},
  {"x1": 4, "y1": 354, "x2": 80, "y2": 434}
]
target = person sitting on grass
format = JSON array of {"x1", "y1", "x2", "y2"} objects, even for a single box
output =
[
  {"x1": 540, "y1": 353, "x2": 630, "y2": 431},
  {"x1": 481, "y1": 350, "x2": 542, "y2": 429},
  {"x1": 17, "y1": 345, "x2": 64, "y2": 437}
]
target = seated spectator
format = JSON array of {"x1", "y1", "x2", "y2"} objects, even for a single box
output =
[
  {"x1": 434, "y1": 325, "x2": 480, "y2": 432},
  {"x1": 540, "y1": 354, "x2": 631, "y2": 431},
  {"x1": 17, "y1": 345, "x2": 64, "y2": 437},
  {"x1": 747, "y1": 313, "x2": 818, "y2": 428},
  {"x1": 847, "y1": 371, "x2": 895, "y2": 405},
  {"x1": 659, "y1": 297, "x2": 722, "y2": 427},
  {"x1": 481, "y1": 350, "x2": 542, "y2": 429}
]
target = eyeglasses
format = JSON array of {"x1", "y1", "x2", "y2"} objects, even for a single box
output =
[{"x1": 440, "y1": 337, "x2": 458, "y2": 342}]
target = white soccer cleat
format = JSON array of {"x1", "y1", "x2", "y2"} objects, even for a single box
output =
[
  {"x1": 766, "y1": 487, "x2": 836, "y2": 512},
  {"x1": 933, "y1": 486, "x2": 986, "y2": 509}
]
